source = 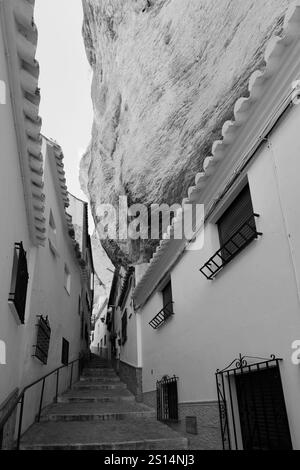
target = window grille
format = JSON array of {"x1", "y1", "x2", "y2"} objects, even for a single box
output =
[
  {"x1": 157, "y1": 375, "x2": 179, "y2": 422},
  {"x1": 216, "y1": 354, "x2": 292, "y2": 450},
  {"x1": 149, "y1": 302, "x2": 174, "y2": 329},
  {"x1": 33, "y1": 316, "x2": 51, "y2": 365}
]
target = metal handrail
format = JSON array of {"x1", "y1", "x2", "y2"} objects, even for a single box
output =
[{"x1": 0, "y1": 355, "x2": 85, "y2": 450}]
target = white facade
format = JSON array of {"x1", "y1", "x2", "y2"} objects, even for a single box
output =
[
  {"x1": 133, "y1": 4, "x2": 300, "y2": 450},
  {"x1": 0, "y1": 1, "x2": 93, "y2": 447}
]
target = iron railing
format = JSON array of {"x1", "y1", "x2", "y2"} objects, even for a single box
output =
[
  {"x1": 157, "y1": 375, "x2": 179, "y2": 422},
  {"x1": 32, "y1": 316, "x2": 51, "y2": 365},
  {"x1": 216, "y1": 354, "x2": 292, "y2": 450},
  {"x1": 200, "y1": 214, "x2": 262, "y2": 280},
  {"x1": 149, "y1": 302, "x2": 174, "y2": 330},
  {"x1": 0, "y1": 355, "x2": 87, "y2": 450},
  {"x1": 8, "y1": 242, "x2": 29, "y2": 324}
]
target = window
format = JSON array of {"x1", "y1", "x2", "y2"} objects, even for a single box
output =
[
  {"x1": 149, "y1": 280, "x2": 174, "y2": 330},
  {"x1": 33, "y1": 316, "x2": 51, "y2": 365},
  {"x1": 157, "y1": 376, "x2": 179, "y2": 422},
  {"x1": 216, "y1": 354, "x2": 292, "y2": 450},
  {"x1": 61, "y1": 338, "x2": 69, "y2": 366},
  {"x1": 235, "y1": 368, "x2": 292, "y2": 450},
  {"x1": 200, "y1": 183, "x2": 262, "y2": 280},
  {"x1": 218, "y1": 183, "x2": 256, "y2": 261},
  {"x1": 48, "y1": 210, "x2": 59, "y2": 257},
  {"x1": 8, "y1": 242, "x2": 29, "y2": 324},
  {"x1": 162, "y1": 281, "x2": 173, "y2": 314},
  {"x1": 64, "y1": 264, "x2": 71, "y2": 294},
  {"x1": 121, "y1": 310, "x2": 127, "y2": 345}
]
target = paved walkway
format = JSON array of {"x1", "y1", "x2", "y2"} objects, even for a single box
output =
[{"x1": 20, "y1": 356, "x2": 187, "y2": 450}]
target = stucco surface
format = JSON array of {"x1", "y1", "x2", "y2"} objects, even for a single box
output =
[{"x1": 80, "y1": 0, "x2": 290, "y2": 264}]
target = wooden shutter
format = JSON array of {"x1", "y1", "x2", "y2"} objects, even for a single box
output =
[{"x1": 162, "y1": 281, "x2": 173, "y2": 314}]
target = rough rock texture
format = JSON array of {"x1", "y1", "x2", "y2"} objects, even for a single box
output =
[{"x1": 80, "y1": 0, "x2": 290, "y2": 266}]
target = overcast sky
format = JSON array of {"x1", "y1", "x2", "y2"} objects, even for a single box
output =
[{"x1": 35, "y1": 0, "x2": 93, "y2": 201}]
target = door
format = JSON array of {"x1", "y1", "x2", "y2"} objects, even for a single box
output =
[{"x1": 235, "y1": 366, "x2": 292, "y2": 450}]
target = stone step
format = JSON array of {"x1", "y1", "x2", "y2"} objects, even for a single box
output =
[
  {"x1": 82, "y1": 369, "x2": 116, "y2": 377},
  {"x1": 20, "y1": 419, "x2": 188, "y2": 450},
  {"x1": 58, "y1": 388, "x2": 135, "y2": 403},
  {"x1": 40, "y1": 402, "x2": 155, "y2": 422},
  {"x1": 80, "y1": 376, "x2": 121, "y2": 383},
  {"x1": 72, "y1": 382, "x2": 127, "y2": 391}
]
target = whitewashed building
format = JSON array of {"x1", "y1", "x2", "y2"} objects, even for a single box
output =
[
  {"x1": 108, "y1": 265, "x2": 147, "y2": 401},
  {"x1": 0, "y1": 0, "x2": 93, "y2": 449},
  {"x1": 133, "y1": 3, "x2": 300, "y2": 450}
]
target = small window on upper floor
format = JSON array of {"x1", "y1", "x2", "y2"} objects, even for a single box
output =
[
  {"x1": 162, "y1": 280, "x2": 173, "y2": 315},
  {"x1": 200, "y1": 182, "x2": 262, "y2": 280},
  {"x1": 217, "y1": 183, "x2": 256, "y2": 262},
  {"x1": 64, "y1": 264, "x2": 71, "y2": 295},
  {"x1": 48, "y1": 210, "x2": 59, "y2": 257}
]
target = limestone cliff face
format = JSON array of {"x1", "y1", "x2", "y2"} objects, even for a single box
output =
[{"x1": 80, "y1": 0, "x2": 290, "y2": 266}]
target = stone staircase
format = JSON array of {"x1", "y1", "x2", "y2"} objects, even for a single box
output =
[{"x1": 20, "y1": 356, "x2": 187, "y2": 450}]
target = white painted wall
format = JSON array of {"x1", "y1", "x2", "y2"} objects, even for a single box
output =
[
  {"x1": 0, "y1": 19, "x2": 32, "y2": 407},
  {"x1": 0, "y1": 21, "x2": 86, "y2": 434},
  {"x1": 140, "y1": 103, "x2": 300, "y2": 448}
]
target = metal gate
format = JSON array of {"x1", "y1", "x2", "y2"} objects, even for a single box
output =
[
  {"x1": 216, "y1": 354, "x2": 292, "y2": 450},
  {"x1": 157, "y1": 375, "x2": 179, "y2": 422}
]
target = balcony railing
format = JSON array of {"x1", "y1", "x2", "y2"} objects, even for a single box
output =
[
  {"x1": 8, "y1": 242, "x2": 29, "y2": 324},
  {"x1": 32, "y1": 316, "x2": 51, "y2": 365},
  {"x1": 149, "y1": 302, "x2": 174, "y2": 330},
  {"x1": 200, "y1": 214, "x2": 262, "y2": 280}
]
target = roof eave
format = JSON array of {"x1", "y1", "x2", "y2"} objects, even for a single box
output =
[{"x1": 133, "y1": 2, "x2": 300, "y2": 308}]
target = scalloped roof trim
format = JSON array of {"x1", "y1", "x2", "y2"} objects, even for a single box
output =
[{"x1": 133, "y1": 1, "x2": 300, "y2": 298}]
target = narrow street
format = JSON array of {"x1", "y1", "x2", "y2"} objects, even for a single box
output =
[
  {"x1": 2, "y1": 0, "x2": 300, "y2": 453},
  {"x1": 20, "y1": 355, "x2": 187, "y2": 450}
]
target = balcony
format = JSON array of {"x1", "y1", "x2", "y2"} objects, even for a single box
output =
[
  {"x1": 8, "y1": 242, "x2": 29, "y2": 324},
  {"x1": 200, "y1": 214, "x2": 262, "y2": 280},
  {"x1": 149, "y1": 302, "x2": 174, "y2": 330}
]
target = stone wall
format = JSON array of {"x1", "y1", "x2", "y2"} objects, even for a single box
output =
[{"x1": 113, "y1": 359, "x2": 143, "y2": 402}]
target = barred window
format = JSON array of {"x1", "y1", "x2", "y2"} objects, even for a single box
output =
[{"x1": 33, "y1": 316, "x2": 51, "y2": 365}]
